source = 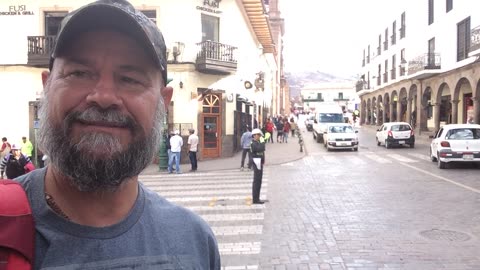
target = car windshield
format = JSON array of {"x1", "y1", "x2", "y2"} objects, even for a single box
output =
[
  {"x1": 391, "y1": 124, "x2": 411, "y2": 131},
  {"x1": 318, "y1": 113, "x2": 344, "y2": 123},
  {"x1": 445, "y1": 128, "x2": 480, "y2": 140},
  {"x1": 329, "y1": 125, "x2": 354, "y2": 133}
]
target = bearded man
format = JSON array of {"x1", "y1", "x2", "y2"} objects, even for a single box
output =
[{"x1": 16, "y1": 0, "x2": 220, "y2": 269}]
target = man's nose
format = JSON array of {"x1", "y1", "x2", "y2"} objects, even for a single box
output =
[{"x1": 85, "y1": 74, "x2": 123, "y2": 109}]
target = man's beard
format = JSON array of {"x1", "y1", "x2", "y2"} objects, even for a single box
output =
[{"x1": 37, "y1": 94, "x2": 165, "y2": 192}]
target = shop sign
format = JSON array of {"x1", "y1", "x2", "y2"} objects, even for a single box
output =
[
  {"x1": 0, "y1": 5, "x2": 34, "y2": 16},
  {"x1": 196, "y1": 0, "x2": 222, "y2": 14}
]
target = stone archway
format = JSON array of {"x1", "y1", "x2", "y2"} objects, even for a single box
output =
[
  {"x1": 453, "y1": 77, "x2": 473, "y2": 124},
  {"x1": 398, "y1": 88, "x2": 408, "y2": 122},
  {"x1": 361, "y1": 99, "x2": 367, "y2": 124},
  {"x1": 408, "y1": 85, "x2": 418, "y2": 128},
  {"x1": 391, "y1": 90, "x2": 398, "y2": 121},
  {"x1": 435, "y1": 82, "x2": 452, "y2": 129},
  {"x1": 475, "y1": 79, "x2": 480, "y2": 123},
  {"x1": 421, "y1": 87, "x2": 433, "y2": 131},
  {"x1": 366, "y1": 99, "x2": 372, "y2": 124},
  {"x1": 377, "y1": 94, "x2": 384, "y2": 125},
  {"x1": 384, "y1": 93, "x2": 390, "y2": 123}
]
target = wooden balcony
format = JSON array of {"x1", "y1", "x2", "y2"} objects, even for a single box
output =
[
  {"x1": 27, "y1": 36, "x2": 56, "y2": 67},
  {"x1": 196, "y1": 41, "x2": 238, "y2": 75}
]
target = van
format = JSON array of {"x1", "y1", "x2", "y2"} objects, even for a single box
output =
[{"x1": 312, "y1": 104, "x2": 344, "y2": 143}]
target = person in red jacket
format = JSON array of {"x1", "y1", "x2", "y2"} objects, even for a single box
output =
[{"x1": 264, "y1": 118, "x2": 275, "y2": 143}]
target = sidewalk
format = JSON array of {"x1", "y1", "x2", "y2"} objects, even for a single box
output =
[{"x1": 141, "y1": 135, "x2": 306, "y2": 175}]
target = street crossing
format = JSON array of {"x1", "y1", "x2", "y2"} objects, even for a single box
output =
[
  {"x1": 306, "y1": 151, "x2": 432, "y2": 165},
  {"x1": 140, "y1": 169, "x2": 268, "y2": 269}
]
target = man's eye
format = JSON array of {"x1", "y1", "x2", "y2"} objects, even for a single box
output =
[
  {"x1": 121, "y1": 76, "x2": 141, "y2": 85},
  {"x1": 68, "y1": 70, "x2": 90, "y2": 78}
]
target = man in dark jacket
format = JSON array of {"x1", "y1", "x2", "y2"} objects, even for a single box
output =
[{"x1": 250, "y1": 128, "x2": 266, "y2": 204}]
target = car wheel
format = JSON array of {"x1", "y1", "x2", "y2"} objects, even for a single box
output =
[
  {"x1": 437, "y1": 152, "x2": 447, "y2": 169},
  {"x1": 385, "y1": 140, "x2": 390, "y2": 149},
  {"x1": 376, "y1": 137, "x2": 381, "y2": 146},
  {"x1": 353, "y1": 147, "x2": 358, "y2": 151},
  {"x1": 430, "y1": 148, "x2": 437, "y2": 162},
  {"x1": 410, "y1": 143, "x2": 415, "y2": 148}
]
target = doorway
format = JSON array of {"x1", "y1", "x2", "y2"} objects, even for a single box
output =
[{"x1": 201, "y1": 94, "x2": 221, "y2": 158}]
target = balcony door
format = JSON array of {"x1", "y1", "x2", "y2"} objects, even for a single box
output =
[
  {"x1": 45, "y1": 12, "x2": 67, "y2": 36},
  {"x1": 201, "y1": 14, "x2": 219, "y2": 42}
]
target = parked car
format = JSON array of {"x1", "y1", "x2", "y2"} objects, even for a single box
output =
[
  {"x1": 429, "y1": 124, "x2": 480, "y2": 169},
  {"x1": 305, "y1": 114, "x2": 315, "y2": 131},
  {"x1": 323, "y1": 123, "x2": 359, "y2": 151},
  {"x1": 376, "y1": 122, "x2": 415, "y2": 148}
]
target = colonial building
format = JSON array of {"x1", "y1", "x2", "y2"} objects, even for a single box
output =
[
  {"x1": 357, "y1": 0, "x2": 480, "y2": 133},
  {"x1": 301, "y1": 82, "x2": 358, "y2": 113},
  {"x1": 0, "y1": 0, "x2": 286, "y2": 160}
]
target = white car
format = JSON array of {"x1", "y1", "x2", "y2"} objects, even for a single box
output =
[
  {"x1": 323, "y1": 123, "x2": 359, "y2": 151},
  {"x1": 376, "y1": 122, "x2": 415, "y2": 149},
  {"x1": 429, "y1": 124, "x2": 480, "y2": 169}
]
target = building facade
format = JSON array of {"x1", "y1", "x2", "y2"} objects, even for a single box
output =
[
  {"x1": 357, "y1": 0, "x2": 480, "y2": 132},
  {"x1": 0, "y1": 0, "x2": 285, "y2": 160},
  {"x1": 301, "y1": 82, "x2": 358, "y2": 113}
]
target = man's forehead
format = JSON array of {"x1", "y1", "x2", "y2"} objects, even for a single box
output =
[{"x1": 57, "y1": 30, "x2": 158, "y2": 70}]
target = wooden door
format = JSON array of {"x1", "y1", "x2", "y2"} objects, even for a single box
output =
[{"x1": 201, "y1": 94, "x2": 221, "y2": 158}]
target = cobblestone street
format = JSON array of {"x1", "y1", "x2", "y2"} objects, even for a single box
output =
[{"x1": 142, "y1": 126, "x2": 480, "y2": 269}]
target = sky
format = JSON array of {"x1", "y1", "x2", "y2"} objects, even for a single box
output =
[{"x1": 281, "y1": 0, "x2": 401, "y2": 78}]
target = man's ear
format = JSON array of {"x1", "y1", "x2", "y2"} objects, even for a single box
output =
[
  {"x1": 161, "y1": 86, "x2": 173, "y2": 109},
  {"x1": 41, "y1": 70, "x2": 50, "y2": 87}
]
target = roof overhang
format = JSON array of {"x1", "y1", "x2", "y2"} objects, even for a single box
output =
[{"x1": 242, "y1": 0, "x2": 276, "y2": 54}]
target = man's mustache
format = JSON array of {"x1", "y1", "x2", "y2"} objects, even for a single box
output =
[{"x1": 64, "y1": 106, "x2": 137, "y2": 132}]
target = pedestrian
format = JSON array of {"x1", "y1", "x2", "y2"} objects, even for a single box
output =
[
  {"x1": 0, "y1": 143, "x2": 35, "y2": 179},
  {"x1": 289, "y1": 117, "x2": 297, "y2": 137},
  {"x1": 0, "y1": 137, "x2": 11, "y2": 160},
  {"x1": 251, "y1": 128, "x2": 267, "y2": 204},
  {"x1": 240, "y1": 126, "x2": 253, "y2": 171},
  {"x1": 15, "y1": 1, "x2": 220, "y2": 268},
  {"x1": 169, "y1": 130, "x2": 183, "y2": 174},
  {"x1": 264, "y1": 118, "x2": 275, "y2": 143},
  {"x1": 20, "y1": 136, "x2": 34, "y2": 160},
  {"x1": 282, "y1": 119, "x2": 290, "y2": 143},
  {"x1": 166, "y1": 130, "x2": 173, "y2": 171},
  {"x1": 188, "y1": 128, "x2": 199, "y2": 172},
  {"x1": 275, "y1": 117, "x2": 284, "y2": 143}
]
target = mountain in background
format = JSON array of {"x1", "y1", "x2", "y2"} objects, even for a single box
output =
[{"x1": 286, "y1": 71, "x2": 356, "y2": 98}]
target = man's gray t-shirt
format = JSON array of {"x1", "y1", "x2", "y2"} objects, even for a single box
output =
[{"x1": 17, "y1": 168, "x2": 221, "y2": 269}]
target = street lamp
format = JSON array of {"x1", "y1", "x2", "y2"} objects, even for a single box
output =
[{"x1": 158, "y1": 78, "x2": 174, "y2": 171}]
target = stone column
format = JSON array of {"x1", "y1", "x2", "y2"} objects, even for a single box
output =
[
  {"x1": 376, "y1": 105, "x2": 380, "y2": 125},
  {"x1": 451, "y1": 100, "x2": 460, "y2": 124},
  {"x1": 382, "y1": 103, "x2": 387, "y2": 125},
  {"x1": 433, "y1": 103, "x2": 441, "y2": 131},
  {"x1": 474, "y1": 97, "x2": 480, "y2": 124},
  {"x1": 396, "y1": 100, "x2": 401, "y2": 122},
  {"x1": 389, "y1": 102, "x2": 394, "y2": 123},
  {"x1": 370, "y1": 105, "x2": 375, "y2": 126},
  {"x1": 406, "y1": 98, "x2": 412, "y2": 126}
]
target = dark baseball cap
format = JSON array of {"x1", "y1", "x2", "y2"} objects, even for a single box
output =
[{"x1": 49, "y1": 0, "x2": 168, "y2": 84}]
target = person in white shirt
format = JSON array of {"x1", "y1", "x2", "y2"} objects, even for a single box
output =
[
  {"x1": 187, "y1": 129, "x2": 199, "y2": 172},
  {"x1": 168, "y1": 130, "x2": 183, "y2": 174}
]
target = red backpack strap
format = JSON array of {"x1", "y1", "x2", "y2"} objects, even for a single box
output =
[{"x1": 0, "y1": 179, "x2": 35, "y2": 270}]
